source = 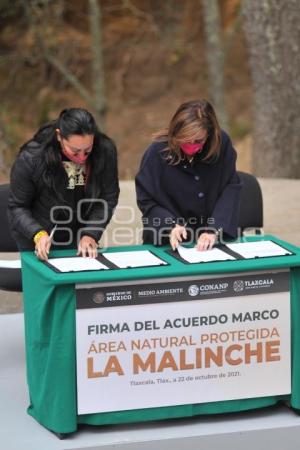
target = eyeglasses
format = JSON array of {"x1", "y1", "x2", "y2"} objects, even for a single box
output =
[{"x1": 61, "y1": 138, "x2": 93, "y2": 156}]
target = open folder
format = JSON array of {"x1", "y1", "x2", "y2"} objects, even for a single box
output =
[
  {"x1": 174, "y1": 240, "x2": 293, "y2": 264},
  {"x1": 46, "y1": 250, "x2": 167, "y2": 272}
]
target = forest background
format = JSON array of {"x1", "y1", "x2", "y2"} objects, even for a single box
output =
[{"x1": 0, "y1": 0, "x2": 299, "y2": 181}]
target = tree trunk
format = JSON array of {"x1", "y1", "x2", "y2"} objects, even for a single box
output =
[
  {"x1": 88, "y1": 0, "x2": 107, "y2": 129},
  {"x1": 202, "y1": 0, "x2": 229, "y2": 131},
  {"x1": 243, "y1": 0, "x2": 300, "y2": 178},
  {"x1": 0, "y1": 125, "x2": 8, "y2": 174}
]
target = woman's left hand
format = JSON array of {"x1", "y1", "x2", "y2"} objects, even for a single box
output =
[
  {"x1": 196, "y1": 232, "x2": 216, "y2": 251},
  {"x1": 77, "y1": 236, "x2": 98, "y2": 258}
]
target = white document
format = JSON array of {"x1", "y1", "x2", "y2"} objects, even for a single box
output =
[
  {"x1": 102, "y1": 250, "x2": 167, "y2": 268},
  {"x1": 226, "y1": 240, "x2": 292, "y2": 259},
  {"x1": 48, "y1": 257, "x2": 108, "y2": 272},
  {"x1": 177, "y1": 245, "x2": 235, "y2": 263},
  {"x1": 0, "y1": 259, "x2": 21, "y2": 269}
]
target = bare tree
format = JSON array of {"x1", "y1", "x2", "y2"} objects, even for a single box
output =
[
  {"x1": 202, "y1": 0, "x2": 229, "y2": 131},
  {"x1": 22, "y1": 0, "x2": 107, "y2": 127},
  {"x1": 243, "y1": 0, "x2": 300, "y2": 178}
]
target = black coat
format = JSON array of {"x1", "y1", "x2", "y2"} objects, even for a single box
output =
[
  {"x1": 135, "y1": 131, "x2": 242, "y2": 245},
  {"x1": 8, "y1": 140, "x2": 119, "y2": 251}
]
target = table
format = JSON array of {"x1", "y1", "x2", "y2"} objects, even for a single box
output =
[{"x1": 21, "y1": 235, "x2": 300, "y2": 434}]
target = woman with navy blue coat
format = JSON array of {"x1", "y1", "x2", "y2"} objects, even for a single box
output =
[{"x1": 135, "y1": 99, "x2": 242, "y2": 251}]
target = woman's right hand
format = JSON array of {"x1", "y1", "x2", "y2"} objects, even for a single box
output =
[
  {"x1": 35, "y1": 234, "x2": 51, "y2": 260},
  {"x1": 169, "y1": 224, "x2": 187, "y2": 250}
]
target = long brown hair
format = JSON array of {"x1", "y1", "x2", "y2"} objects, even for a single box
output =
[{"x1": 153, "y1": 99, "x2": 222, "y2": 164}]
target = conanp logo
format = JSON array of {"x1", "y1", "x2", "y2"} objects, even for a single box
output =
[{"x1": 188, "y1": 285, "x2": 199, "y2": 296}]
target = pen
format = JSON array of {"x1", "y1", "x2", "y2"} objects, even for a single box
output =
[
  {"x1": 49, "y1": 224, "x2": 57, "y2": 243},
  {"x1": 34, "y1": 225, "x2": 57, "y2": 257}
]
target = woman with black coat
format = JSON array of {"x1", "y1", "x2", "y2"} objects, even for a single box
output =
[
  {"x1": 135, "y1": 99, "x2": 241, "y2": 251},
  {"x1": 8, "y1": 108, "x2": 119, "y2": 260}
]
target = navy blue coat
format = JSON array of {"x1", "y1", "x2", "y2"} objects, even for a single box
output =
[{"x1": 135, "y1": 131, "x2": 241, "y2": 245}]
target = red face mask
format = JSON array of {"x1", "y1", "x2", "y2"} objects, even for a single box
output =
[
  {"x1": 61, "y1": 146, "x2": 89, "y2": 165},
  {"x1": 180, "y1": 142, "x2": 205, "y2": 155}
]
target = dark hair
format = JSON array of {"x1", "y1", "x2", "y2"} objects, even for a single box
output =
[
  {"x1": 57, "y1": 108, "x2": 98, "y2": 138},
  {"x1": 20, "y1": 108, "x2": 114, "y2": 201},
  {"x1": 153, "y1": 99, "x2": 222, "y2": 164}
]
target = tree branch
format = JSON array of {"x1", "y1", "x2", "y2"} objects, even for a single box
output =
[
  {"x1": 43, "y1": 51, "x2": 96, "y2": 108},
  {"x1": 22, "y1": 1, "x2": 97, "y2": 111}
]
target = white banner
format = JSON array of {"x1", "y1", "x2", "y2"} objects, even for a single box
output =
[{"x1": 76, "y1": 272, "x2": 291, "y2": 414}]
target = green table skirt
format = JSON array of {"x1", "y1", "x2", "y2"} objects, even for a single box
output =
[{"x1": 21, "y1": 239, "x2": 300, "y2": 433}]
